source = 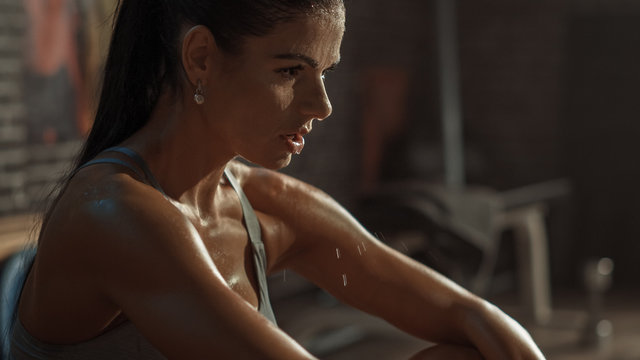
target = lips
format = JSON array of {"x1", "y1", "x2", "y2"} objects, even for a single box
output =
[
  {"x1": 282, "y1": 123, "x2": 312, "y2": 155},
  {"x1": 284, "y1": 133, "x2": 305, "y2": 154}
]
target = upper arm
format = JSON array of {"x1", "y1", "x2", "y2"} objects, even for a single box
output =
[
  {"x1": 241, "y1": 166, "x2": 479, "y2": 344},
  {"x1": 239, "y1": 164, "x2": 384, "y2": 293},
  {"x1": 75, "y1": 179, "x2": 313, "y2": 359}
]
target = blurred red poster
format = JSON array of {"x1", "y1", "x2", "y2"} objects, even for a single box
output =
[{"x1": 23, "y1": 0, "x2": 89, "y2": 145}]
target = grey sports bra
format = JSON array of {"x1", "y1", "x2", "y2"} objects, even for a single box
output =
[{"x1": 10, "y1": 147, "x2": 277, "y2": 359}]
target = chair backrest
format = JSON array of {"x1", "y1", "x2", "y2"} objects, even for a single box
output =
[{"x1": 0, "y1": 248, "x2": 37, "y2": 360}]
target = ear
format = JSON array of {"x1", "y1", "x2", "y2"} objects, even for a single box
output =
[{"x1": 181, "y1": 25, "x2": 217, "y2": 87}]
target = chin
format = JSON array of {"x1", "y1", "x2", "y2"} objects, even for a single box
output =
[
  {"x1": 269, "y1": 155, "x2": 293, "y2": 170},
  {"x1": 241, "y1": 153, "x2": 293, "y2": 170}
]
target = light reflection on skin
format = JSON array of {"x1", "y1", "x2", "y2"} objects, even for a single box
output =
[
  {"x1": 88, "y1": 198, "x2": 117, "y2": 215},
  {"x1": 227, "y1": 274, "x2": 242, "y2": 290},
  {"x1": 336, "y1": 247, "x2": 346, "y2": 286}
]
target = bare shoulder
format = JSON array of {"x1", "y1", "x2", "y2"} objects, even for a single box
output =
[
  {"x1": 21, "y1": 167, "x2": 210, "y2": 341},
  {"x1": 224, "y1": 160, "x2": 284, "y2": 190},
  {"x1": 57, "y1": 169, "x2": 189, "y2": 245},
  {"x1": 38, "y1": 168, "x2": 201, "y2": 286},
  {"x1": 226, "y1": 160, "x2": 323, "y2": 209},
  {"x1": 225, "y1": 160, "x2": 359, "y2": 272}
]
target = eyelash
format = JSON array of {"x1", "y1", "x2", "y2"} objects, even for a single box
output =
[
  {"x1": 322, "y1": 66, "x2": 336, "y2": 79},
  {"x1": 276, "y1": 65, "x2": 336, "y2": 80},
  {"x1": 277, "y1": 65, "x2": 304, "y2": 80}
]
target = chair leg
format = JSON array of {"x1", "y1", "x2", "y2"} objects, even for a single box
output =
[{"x1": 512, "y1": 205, "x2": 552, "y2": 325}]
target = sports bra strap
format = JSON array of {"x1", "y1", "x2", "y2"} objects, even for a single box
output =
[
  {"x1": 73, "y1": 147, "x2": 167, "y2": 197},
  {"x1": 224, "y1": 168, "x2": 278, "y2": 325},
  {"x1": 102, "y1": 147, "x2": 167, "y2": 196},
  {"x1": 76, "y1": 158, "x2": 145, "y2": 181}
]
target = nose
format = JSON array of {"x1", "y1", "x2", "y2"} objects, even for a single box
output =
[{"x1": 299, "y1": 77, "x2": 332, "y2": 121}]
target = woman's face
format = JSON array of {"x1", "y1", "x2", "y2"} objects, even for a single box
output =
[{"x1": 208, "y1": 9, "x2": 345, "y2": 169}]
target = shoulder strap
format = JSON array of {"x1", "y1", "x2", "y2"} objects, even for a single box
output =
[
  {"x1": 223, "y1": 168, "x2": 277, "y2": 325},
  {"x1": 103, "y1": 147, "x2": 167, "y2": 196},
  {"x1": 74, "y1": 147, "x2": 166, "y2": 197},
  {"x1": 76, "y1": 158, "x2": 145, "y2": 180}
]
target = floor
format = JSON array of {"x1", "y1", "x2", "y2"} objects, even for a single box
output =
[
  {"x1": 522, "y1": 292, "x2": 640, "y2": 360},
  {"x1": 270, "y1": 274, "x2": 640, "y2": 360}
]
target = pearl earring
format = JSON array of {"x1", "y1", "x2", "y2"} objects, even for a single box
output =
[{"x1": 194, "y1": 80, "x2": 205, "y2": 105}]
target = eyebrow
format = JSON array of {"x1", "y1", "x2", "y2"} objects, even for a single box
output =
[{"x1": 274, "y1": 53, "x2": 340, "y2": 69}]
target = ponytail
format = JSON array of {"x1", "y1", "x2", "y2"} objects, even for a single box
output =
[
  {"x1": 74, "y1": 0, "x2": 179, "y2": 167},
  {"x1": 34, "y1": 1, "x2": 180, "y2": 241}
]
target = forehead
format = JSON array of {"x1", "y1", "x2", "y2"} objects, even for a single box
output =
[{"x1": 239, "y1": 10, "x2": 345, "y2": 66}]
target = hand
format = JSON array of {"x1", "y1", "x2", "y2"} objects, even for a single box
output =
[{"x1": 463, "y1": 302, "x2": 546, "y2": 360}]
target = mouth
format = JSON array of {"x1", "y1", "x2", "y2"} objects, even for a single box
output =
[
  {"x1": 282, "y1": 122, "x2": 313, "y2": 155},
  {"x1": 283, "y1": 133, "x2": 305, "y2": 154}
]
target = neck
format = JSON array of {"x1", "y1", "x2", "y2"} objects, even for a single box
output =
[{"x1": 121, "y1": 91, "x2": 235, "y2": 210}]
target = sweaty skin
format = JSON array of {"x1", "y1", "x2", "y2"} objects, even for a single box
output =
[{"x1": 17, "y1": 7, "x2": 544, "y2": 360}]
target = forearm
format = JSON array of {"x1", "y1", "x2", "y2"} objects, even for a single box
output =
[
  {"x1": 295, "y1": 236, "x2": 543, "y2": 359},
  {"x1": 294, "y1": 240, "x2": 542, "y2": 359},
  {"x1": 363, "y1": 254, "x2": 545, "y2": 360},
  {"x1": 327, "y1": 240, "x2": 481, "y2": 346}
]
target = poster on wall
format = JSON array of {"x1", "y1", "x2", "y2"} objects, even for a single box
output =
[
  {"x1": 16, "y1": 0, "x2": 115, "y2": 212},
  {"x1": 22, "y1": 0, "x2": 113, "y2": 146}
]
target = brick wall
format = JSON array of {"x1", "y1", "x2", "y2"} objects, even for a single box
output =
[
  {"x1": 0, "y1": 0, "x2": 29, "y2": 215},
  {"x1": 0, "y1": 0, "x2": 82, "y2": 216}
]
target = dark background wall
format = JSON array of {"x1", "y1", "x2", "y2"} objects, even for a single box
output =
[{"x1": 2, "y1": 0, "x2": 640, "y2": 291}]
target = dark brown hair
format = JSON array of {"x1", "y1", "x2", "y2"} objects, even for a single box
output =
[{"x1": 81, "y1": 0, "x2": 345, "y2": 165}]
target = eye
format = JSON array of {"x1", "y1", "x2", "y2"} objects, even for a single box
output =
[
  {"x1": 277, "y1": 65, "x2": 304, "y2": 80},
  {"x1": 321, "y1": 65, "x2": 337, "y2": 80}
]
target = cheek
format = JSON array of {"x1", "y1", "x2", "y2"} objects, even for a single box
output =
[
  {"x1": 245, "y1": 85, "x2": 289, "y2": 121},
  {"x1": 232, "y1": 91, "x2": 286, "y2": 139},
  {"x1": 239, "y1": 84, "x2": 294, "y2": 134},
  {"x1": 220, "y1": 73, "x2": 295, "y2": 141},
  {"x1": 234, "y1": 79, "x2": 292, "y2": 116},
  {"x1": 270, "y1": 83, "x2": 295, "y2": 112}
]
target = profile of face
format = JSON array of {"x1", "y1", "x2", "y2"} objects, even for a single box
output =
[{"x1": 203, "y1": 8, "x2": 345, "y2": 169}]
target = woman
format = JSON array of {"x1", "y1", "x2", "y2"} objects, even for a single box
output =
[{"x1": 12, "y1": 0, "x2": 545, "y2": 359}]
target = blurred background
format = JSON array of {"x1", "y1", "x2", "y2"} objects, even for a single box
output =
[{"x1": 1, "y1": 0, "x2": 639, "y2": 358}]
